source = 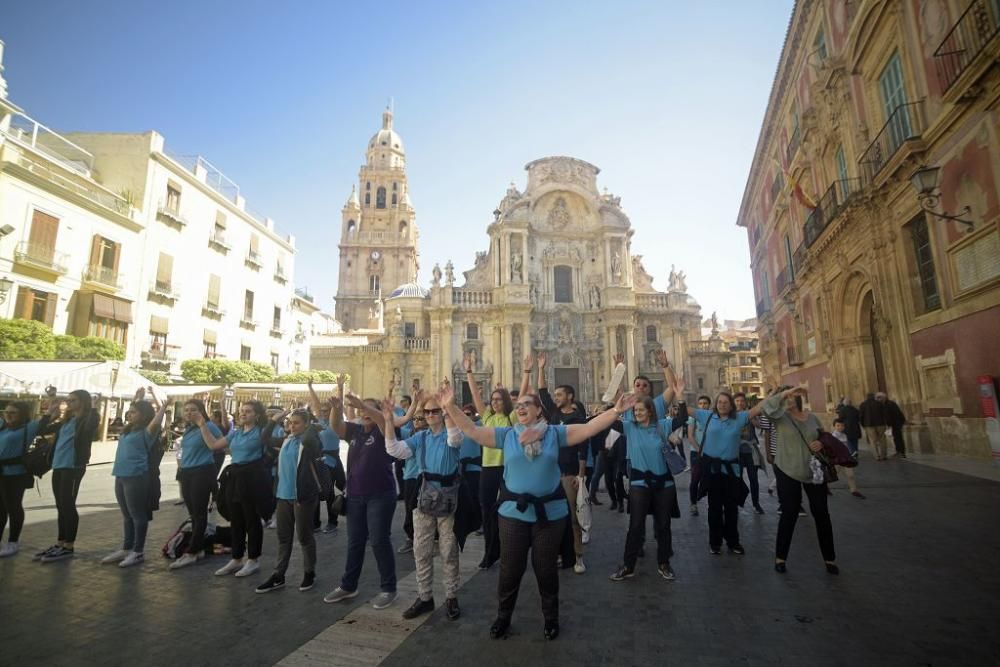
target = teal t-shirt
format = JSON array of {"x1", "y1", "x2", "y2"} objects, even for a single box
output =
[
  {"x1": 276, "y1": 434, "x2": 301, "y2": 501},
  {"x1": 496, "y1": 424, "x2": 569, "y2": 523},
  {"x1": 402, "y1": 428, "x2": 460, "y2": 488},
  {"x1": 621, "y1": 419, "x2": 672, "y2": 487},
  {"x1": 622, "y1": 394, "x2": 668, "y2": 423},
  {"x1": 0, "y1": 419, "x2": 38, "y2": 476},
  {"x1": 181, "y1": 422, "x2": 222, "y2": 469},
  {"x1": 226, "y1": 426, "x2": 264, "y2": 464},
  {"x1": 52, "y1": 417, "x2": 78, "y2": 470},
  {"x1": 317, "y1": 420, "x2": 341, "y2": 468},
  {"x1": 113, "y1": 429, "x2": 151, "y2": 477},
  {"x1": 695, "y1": 408, "x2": 750, "y2": 467},
  {"x1": 459, "y1": 434, "x2": 482, "y2": 473}
]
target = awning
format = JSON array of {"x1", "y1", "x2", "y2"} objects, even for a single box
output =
[
  {"x1": 150, "y1": 315, "x2": 169, "y2": 334},
  {"x1": 203, "y1": 329, "x2": 217, "y2": 344},
  {"x1": 93, "y1": 294, "x2": 134, "y2": 324},
  {"x1": 0, "y1": 360, "x2": 162, "y2": 399}
]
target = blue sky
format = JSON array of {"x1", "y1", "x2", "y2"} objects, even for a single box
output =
[{"x1": 2, "y1": 0, "x2": 793, "y2": 321}]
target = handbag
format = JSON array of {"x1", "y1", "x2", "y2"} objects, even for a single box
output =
[
  {"x1": 416, "y1": 440, "x2": 460, "y2": 517},
  {"x1": 23, "y1": 435, "x2": 54, "y2": 478},
  {"x1": 690, "y1": 414, "x2": 714, "y2": 485},
  {"x1": 786, "y1": 415, "x2": 838, "y2": 484},
  {"x1": 330, "y1": 492, "x2": 347, "y2": 516},
  {"x1": 658, "y1": 422, "x2": 687, "y2": 476},
  {"x1": 575, "y1": 477, "x2": 592, "y2": 543}
]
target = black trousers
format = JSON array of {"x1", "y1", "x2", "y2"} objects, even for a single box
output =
[
  {"x1": 497, "y1": 516, "x2": 566, "y2": 623},
  {"x1": 624, "y1": 485, "x2": 676, "y2": 568},
  {"x1": 479, "y1": 466, "x2": 503, "y2": 565},
  {"x1": 402, "y1": 477, "x2": 420, "y2": 540},
  {"x1": 892, "y1": 428, "x2": 906, "y2": 455},
  {"x1": 178, "y1": 464, "x2": 216, "y2": 555},
  {"x1": 739, "y1": 451, "x2": 760, "y2": 508},
  {"x1": 52, "y1": 468, "x2": 86, "y2": 543},
  {"x1": 774, "y1": 466, "x2": 836, "y2": 561},
  {"x1": 229, "y1": 463, "x2": 269, "y2": 560},
  {"x1": 0, "y1": 475, "x2": 29, "y2": 542},
  {"x1": 706, "y1": 473, "x2": 741, "y2": 549},
  {"x1": 314, "y1": 462, "x2": 346, "y2": 528}
]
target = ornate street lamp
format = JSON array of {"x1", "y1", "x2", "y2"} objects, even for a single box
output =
[
  {"x1": 910, "y1": 165, "x2": 975, "y2": 230},
  {"x1": 0, "y1": 276, "x2": 12, "y2": 304}
]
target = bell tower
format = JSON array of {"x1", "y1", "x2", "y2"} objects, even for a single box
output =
[{"x1": 335, "y1": 107, "x2": 420, "y2": 331}]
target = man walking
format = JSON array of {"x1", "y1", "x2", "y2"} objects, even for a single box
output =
[
  {"x1": 836, "y1": 398, "x2": 862, "y2": 460},
  {"x1": 885, "y1": 394, "x2": 907, "y2": 458},
  {"x1": 859, "y1": 392, "x2": 889, "y2": 460}
]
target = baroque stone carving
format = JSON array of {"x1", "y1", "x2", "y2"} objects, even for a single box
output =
[
  {"x1": 547, "y1": 196, "x2": 571, "y2": 229},
  {"x1": 431, "y1": 263, "x2": 442, "y2": 287}
]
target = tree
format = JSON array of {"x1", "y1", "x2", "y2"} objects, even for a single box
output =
[
  {"x1": 275, "y1": 370, "x2": 344, "y2": 383},
  {"x1": 138, "y1": 369, "x2": 170, "y2": 385},
  {"x1": 0, "y1": 319, "x2": 56, "y2": 359},
  {"x1": 180, "y1": 359, "x2": 276, "y2": 384},
  {"x1": 54, "y1": 335, "x2": 125, "y2": 360}
]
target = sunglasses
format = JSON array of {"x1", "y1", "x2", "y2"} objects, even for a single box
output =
[
  {"x1": 423, "y1": 408, "x2": 443, "y2": 416},
  {"x1": 413, "y1": 416, "x2": 427, "y2": 422}
]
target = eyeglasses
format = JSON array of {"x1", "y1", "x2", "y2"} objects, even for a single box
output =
[
  {"x1": 413, "y1": 416, "x2": 427, "y2": 422},
  {"x1": 424, "y1": 408, "x2": 443, "y2": 416},
  {"x1": 515, "y1": 401, "x2": 538, "y2": 409}
]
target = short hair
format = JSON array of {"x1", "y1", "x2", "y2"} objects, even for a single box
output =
[
  {"x1": 733, "y1": 392, "x2": 747, "y2": 401},
  {"x1": 833, "y1": 417, "x2": 845, "y2": 425},
  {"x1": 634, "y1": 375, "x2": 651, "y2": 385},
  {"x1": 510, "y1": 390, "x2": 520, "y2": 400},
  {"x1": 555, "y1": 384, "x2": 576, "y2": 401},
  {"x1": 401, "y1": 394, "x2": 412, "y2": 404},
  {"x1": 697, "y1": 395, "x2": 712, "y2": 404},
  {"x1": 462, "y1": 403, "x2": 477, "y2": 415}
]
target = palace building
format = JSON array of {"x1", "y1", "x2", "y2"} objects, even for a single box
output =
[{"x1": 313, "y1": 111, "x2": 706, "y2": 405}]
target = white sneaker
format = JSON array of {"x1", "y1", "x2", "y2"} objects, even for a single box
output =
[
  {"x1": 214, "y1": 558, "x2": 245, "y2": 576},
  {"x1": 119, "y1": 551, "x2": 144, "y2": 568},
  {"x1": 170, "y1": 553, "x2": 199, "y2": 570},
  {"x1": 372, "y1": 591, "x2": 398, "y2": 610},
  {"x1": 0, "y1": 542, "x2": 19, "y2": 558},
  {"x1": 100, "y1": 549, "x2": 129, "y2": 564},
  {"x1": 574, "y1": 558, "x2": 587, "y2": 574},
  {"x1": 267, "y1": 519, "x2": 276, "y2": 529},
  {"x1": 234, "y1": 559, "x2": 260, "y2": 578}
]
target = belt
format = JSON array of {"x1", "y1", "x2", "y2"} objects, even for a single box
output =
[
  {"x1": 497, "y1": 482, "x2": 565, "y2": 524},
  {"x1": 422, "y1": 470, "x2": 459, "y2": 486},
  {"x1": 629, "y1": 468, "x2": 673, "y2": 489}
]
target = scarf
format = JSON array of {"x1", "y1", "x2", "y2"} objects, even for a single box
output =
[{"x1": 513, "y1": 421, "x2": 548, "y2": 461}]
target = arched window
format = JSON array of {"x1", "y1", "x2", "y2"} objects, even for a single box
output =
[
  {"x1": 399, "y1": 220, "x2": 408, "y2": 236},
  {"x1": 392, "y1": 182, "x2": 398, "y2": 191},
  {"x1": 364, "y1": 193, "x2": 370, "y2": 207},
  {"x1": 369, "y1": 275, "x2": 380, "y2": 295},
  {"x1": 376, "y1": 187, "x2": 387, "y2": 209},
  {"x1": 366, "y1": 182, "x2": 371, "y2": 191},
  {"x1": 466, "y1": 323, "x2": 479, "y2": 340},
  {"x1": 346, "y1": 219, "x2": 356, "y2": 235},
  {"x1": 646, "y1": 325, "x2": 657, "y2": 342},
  {"x1": 391, "y1": 193, "x2": 397, "y2": 206},
  {"x1": 553, "y1": 265, "x2": 573, "y2": 303}
]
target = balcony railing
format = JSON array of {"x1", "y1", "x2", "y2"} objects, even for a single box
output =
[
  {"x1": 245, "y1": 250, "x2": 263, "y2": 269},
  {"x1": 4, "y1": 112, "x2": 95, "y2": 176},
  {"x1": 859, "y1": 100, "x2": 926, "y2": 180},
  {"x1": 791, "y1": 242, "x2": 808, "y2": 274},
  {"x1": 202, "y1": 302, "x2": 225, "y2": 318},
  {"x1": 770, "y1": 172, "x2": 785, "y2": 203},
  {"x1": 143, "y1": 347, "x2": 178, "y2": 363},
  {"x1": 933, "y1": 0, "x2": 1000, "y2": 93},
  {"x1": 452, "y1": 289, "x2": 493, "y2": 306},
  {"x1": 404, "y1": 337, "x2": 431, "y2": 351},
  {"x1": 149, "y1": 280, "x2": 180, "y2": 300},
  {"x1": 240, "y1": 317, "x2": 257, "y2": 330},
  {"x1": 803, "y1": 177, "x2": 865, "y2": 247},
  {"x1": 755, "y1": 297, "x2": 771, "y2": 318},
  {"x1": 295, "y1": 287, "x2": 314, "y2": 303},
  {"x1": 274, "y1": 267, "x2": 287, "y2": 283},
  {"x1": 14, "y1": 241, "x2": 69, "y2": 274},
  {"x1": 636, "y1": 293, "x2": 671, "y2": 309},
  {"x1": 270, "y1": 324, "x2": 284, "y2": 337},
  {"x1": 83, "y1": 264, "x2": 121, "y2": 288},
  {"x1": 786, "y1": 346, "x2": 804, "y2": 367},
  {"x1": 208, "y1": 232, "x2": 231, "y2": 253},
  {"x1": 157, "y1": 202, "x2": 188, "y2": 227}
]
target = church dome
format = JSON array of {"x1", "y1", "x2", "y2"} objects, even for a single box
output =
[
  {"x1": 368, "y1": 108, "x2": 404, "y2": 153},
  {"x1": 388, "y1": 282, "x2": 429, "y2": 299}
]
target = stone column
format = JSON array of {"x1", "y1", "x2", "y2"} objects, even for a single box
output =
[{"x1": 625, "y1": 324, "x2": 637, "y2": 383}]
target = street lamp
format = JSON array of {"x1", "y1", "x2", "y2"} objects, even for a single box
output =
[
  {"x1": 910, "y1": 165, "x2": 975, "y2": 230},
  {"x1": 0, "y1": 276, "x2": 12, "y2": 304},
  {"x1": 273, "y1": 387, "x2": 282, "y2": 405}
]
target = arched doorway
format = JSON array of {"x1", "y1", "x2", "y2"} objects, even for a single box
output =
[{"x1": 859, "y1": 290, "x2": 887, "y2": 393}]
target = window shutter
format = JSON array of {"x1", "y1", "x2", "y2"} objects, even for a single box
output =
[
  {"x1": 157, "y1": 253, "x2": 173, "y2": 284},
  {"x1": 215, "y1": 211, "x2": 227, "y2": 229},
  {"x1": 112, "y1": 241, "x2": 121, "y2": 272},
  {"x1": 89, "y1": 235, "x2": 102, "y2": 267},
  {"x1": 208, "y1": 274, "x2": 221, "y2": 306},
  {"x1": 44, "y1": 292, "x2": 58, "y2": 327},
  {"x1": 28, "y1": 210, "x2": 59, "y2": 248},
  {"x1": 15, "y1": 286, "x2": 29, "y2": 319},
  {"x1": 250, "y1": 234, "x2": 260, "y2": 253}
]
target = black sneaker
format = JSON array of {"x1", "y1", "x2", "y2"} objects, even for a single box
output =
[
  {"x1": 754, "y1": 505, "x2": 765, "y2": 515},
  {"x1": 33, "y1": 545, "x2": 59, "y2": 561},
  {"x1": 255, "y1": 574, "x2": 286, "y2": 594},
  {"x1": 710, "y1": 546, "x2": 721, "y2": 555},
  {"x1": 299, "y1": 571, "x2": 316, "y2": 591},
  {"x1": 445, "y1": 597, "x2": 461, "y2": 620},
  {"x1": 729, "y1": 545, "x2": 746, "y2": 556},
  {"x1": 402, "y1": 596, "x2": 435, "y2": 619},
  {"x1": 657, "y1": 562, "x2": 676, "y2": 581},
  {"x1": 609, "y1": 565, "x2": 635, "y2": 581},
  {"x1": 40, "y1": 546, "x2": 74, "y2": 563}
]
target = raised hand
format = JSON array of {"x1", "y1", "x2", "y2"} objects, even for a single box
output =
[
  {"x1": 523, "y1": 351, "x2": 535, "y2": 371},
  {"x1": 537, "y1": 351, "x2": 546, "y2": 369},
  {"x1": 335, "y1": 373, "x2": 347, "y2": 387},
  {"x1": 613, "y1": 353, "x2": 625, "y2": 366},
  {"x1": 673, "y1": 375, "x2": 687, "y2": 396},
  {"x1": 615, "y1": 392, "x2": 638, "y2": 414},
  {"x1": 381, "y1": 399, "x2": 395, "y2": 423},
  {"x1": 654, "y1": 349, "x2": 671, "y2": 368},
  {"x1": 438, "y1": 382, "x2": 455, "y2": 407},
  {"x1": 328, "y1": 395, "x2": 343, "y2": 412},
  {"x1": 344, "y1": 393, "x2": 366, "y2": 411},
  {"x1": 463, "y1": 353, "x2": 473, "y2": 373},
  {"x1": 133, "y1": 387, "x2": 146, "y2": 402}
]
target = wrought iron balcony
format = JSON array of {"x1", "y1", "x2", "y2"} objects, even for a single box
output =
[
  {"x1": 803, "y1": 177, "x2": 865, "y2": 247},
  {"x1": 274, "y1": 266, "x2": 288, "y2": 284},
  {"x1": 148, "y1": 280, "x2": 180, "y2": 301},
  {"x1": 14, "y1": 241, "x2": 69, "y2": 274},
  {"x1": 240, "y1": 316, "x2": 257, "y2": 330},
  {"x1": 156, "y1": 202, "x2": 188, "y2": 228},
  {"x1": 933, "y1": 0, "x2": 1000, "y2": 93},
  {"x1": 755, "y1": 297, "x2": 771, "y2": 318},
  {"x1": 294, "y1": 287, "x2": 314, "y2": 303},
  {"x1": 785, "y1": 124, "x2": 801, "y2": 165},
  {"x1": 786, "y1": 345, "x2": 804, "y2": 367},
  {"x1": 859, "y1": 100, "x2": 926, "y2": 180},
  {"x1": 775, "y1": 267, "x2": 794, "y2": 295},
  {"x1": 202, "y1": 302, "x2": 225, "y2": 318},
  {"x1": 82, "y1": 264, "x2": 121, "y2": 289},
  {"x1": 270, "y1": 324, "x2": 284, "y2": 337},
  {"x1": 245, "y1": 250, "x2": 263, "y2": 269},
  {"x1": 208, "y1": 232, "x2": 231, "y2": 253}
]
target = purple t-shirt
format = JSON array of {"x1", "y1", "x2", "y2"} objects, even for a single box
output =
[{"x1": 345, "y1": 422, "x2": 395, "y2": 496}]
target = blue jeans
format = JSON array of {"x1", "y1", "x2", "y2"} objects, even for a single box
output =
[
  {"x1": 341, "y1": 490, "x2": 397, "y2": 593},
  {"x1": 847, "y1": 437, "x2": 859, "y2": 458},
  {"x1": 114, "y1": 475, "x2": 149, "y2": 552}
]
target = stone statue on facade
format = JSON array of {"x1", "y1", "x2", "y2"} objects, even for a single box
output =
[
  {"x1": 432, "y1": 263, "x2": 442, "y2": 287},
  {"x1": 710, "y1": 311, "x2": 720, "y2": 334},
  {"x1": 611, "y1": 251, "x2": 622, "y2": 282},
  {"x1": 547, "y1": 197, "x2": 571, "y2": 229},
  {"x1": 668, "y1": 265, "x2": 688, "y2": 292},
  {"x1": 558, "y1": 310, "x2": 572, "y2": 343},
  {"x1": 445, "y1": 260, "x2": 455, "y2": 286},
  {"x1": 529, "y1": 281, "x2": 539, "y2": 305},
  {"x1": 511, "y1": 251, "x2": 523, "y2": 283},
  {"x1": 590, "y1": 285, "x2": 601, "y2": 309}
]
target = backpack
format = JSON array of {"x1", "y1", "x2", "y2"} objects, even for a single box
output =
[
  {"x1": 23, "y1": 435, "x2": 54, "y2": 478},
  {"x1": 161, "y1": 519, "x2": 193, "y2": 559},
  {"x1": 216, "y1": 465, "x2": 233, "y2": 521}
]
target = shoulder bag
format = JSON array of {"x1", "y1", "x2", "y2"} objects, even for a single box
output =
[
  {"x1": 416, "y1": 438, "x2": 460, "y2": 517},
  {"x1": 785, "y1": 414, "x2": 838, "y2": 484},
  {"x1": 657, "y1": 422, "x2": 688, "y2": 476}
]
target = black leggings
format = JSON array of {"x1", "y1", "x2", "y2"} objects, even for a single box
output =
[
  {"x1": 0, "y1": 475, "x2": 28, "y2": 542},
  {"x1": 624, "y1": 484, "x2": 676, "y2": 568},
  {"x1": 479, "y1": 466, "x2": 503, "y2": 565},
  {"x1": 498, "y1": 516, "x2": 566, "y2": 623},
  {"x1": 52, "y1": 468, "x2": 86, "y2": 543},
  {"x1": 178, "y1": 465, "x2": 216, "y2": 555},
  {"x1": 774, "y1": 466, "x2": 835, "y2": 561},
  {"x1": 229, "y1": 463, "x2": 269, "y2": 560},
  {"x1": 313, "y1": 462, "x2": 346, "y2": 528}
]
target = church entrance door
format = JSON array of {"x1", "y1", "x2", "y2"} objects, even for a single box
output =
[{"x1": 554, "y1": 368, "x2": 581, "y2": 396}]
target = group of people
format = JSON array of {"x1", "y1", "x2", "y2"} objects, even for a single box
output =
[{"x1": 0, "y1": 351, "x2": 882, "y2": 641}]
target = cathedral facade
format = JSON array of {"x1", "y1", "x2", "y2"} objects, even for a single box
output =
[{"x1": 313, "y1": 112, "x2": 703, "y2": 406}]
